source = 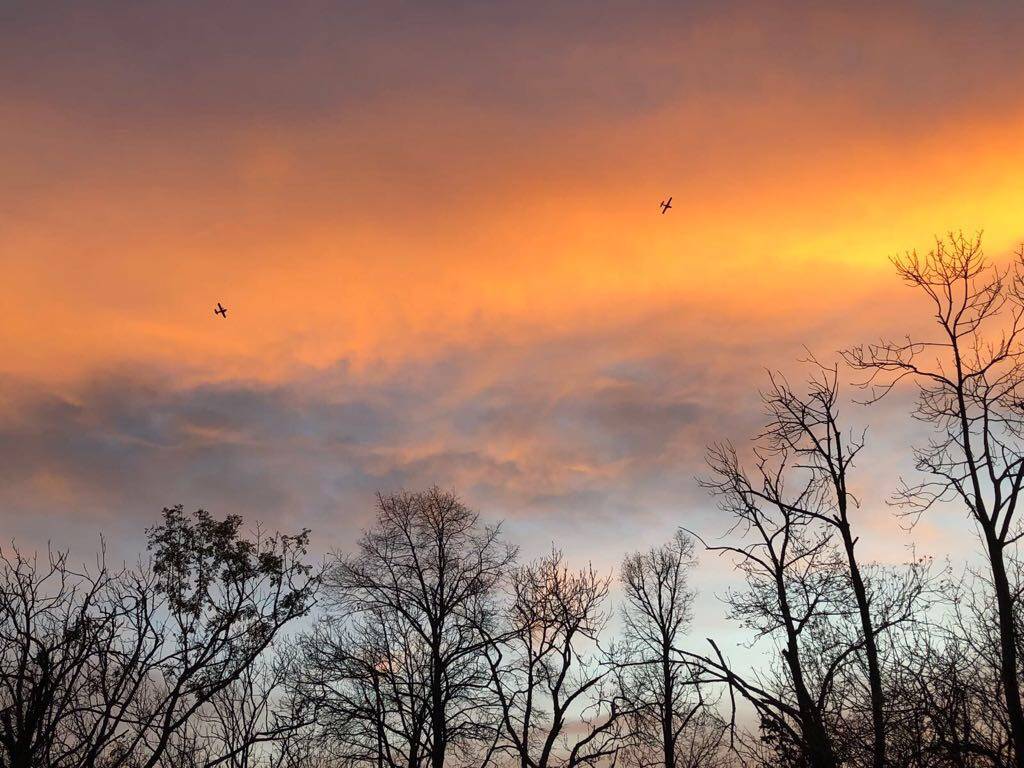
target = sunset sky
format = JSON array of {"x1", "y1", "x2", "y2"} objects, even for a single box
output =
[{"x1": 3, "y1": 1, "x2": 1024, "y2": 637}]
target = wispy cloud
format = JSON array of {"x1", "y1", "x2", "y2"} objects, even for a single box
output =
[{"x1": 0, "y1": 1, "x2": 1016, "y2": 616}]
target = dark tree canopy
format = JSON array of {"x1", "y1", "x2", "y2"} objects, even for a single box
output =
[
  {"x1": 0, "y1": 507, "x2": 317, "y2": 768},
  {"x1": 306, "y1": 488, "x2": 516, "y2": 768}
]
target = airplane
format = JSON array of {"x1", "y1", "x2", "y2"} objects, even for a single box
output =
[
  {"x1": 214, "y1": 302, "x2": 228, "y2": 318},
  {"x1": 660, "y1": 197, "x2": 672, "y2": 214}
]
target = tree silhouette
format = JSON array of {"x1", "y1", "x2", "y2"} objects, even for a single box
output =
[
  {"x1": 0, "y1": 507, "x2": 316, "y2": 768},
  {"x1": 691, "y1": 441, "x2": 846, "y2": 768},
  {"x1": 311, "y1": 488, "x2": 516, "y2": 768},
  {"x1": 617, "y1": 532, "x2": 726, "y2": 768},
  {"x1": 844, "y1": 232, "x2": 1024, "y2": 767},
  {"x1": 485, "y1": 548, "x2": 623, "y2": 768}
]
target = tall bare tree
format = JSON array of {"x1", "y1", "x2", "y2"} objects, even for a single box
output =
[
  {"x1": 618, "y1": 532, "x2": 724, "y2": 768},
  {"x1": 321, "y1": 488, "x2": 516, "y2": 768},
  {"x1": 760, "y1": 364, "x2": 887, "y2": 768},
  {"x1": 485, "y1": 549, "x2": 622, "y2": 768},
  {"x1": 298, "y1": 604, "x2": 434, "y2": 767},
  {"x1": 0, "y1": 545, "x2": 119, "y2": 768},
  {"x1": 691, "y1": 442, "x2": 849, "y2": 768},
  {"x1": 844, "y1": 232, "x2": 1024, "y2": 766}
]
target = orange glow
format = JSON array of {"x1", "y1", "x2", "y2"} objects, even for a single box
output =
[
  {"x1": 3, "y1": 0, "x2": 1024, "y2": 576},
  {"x1": 4, "y1": 95, "x2": 1024, "y2": 387}
]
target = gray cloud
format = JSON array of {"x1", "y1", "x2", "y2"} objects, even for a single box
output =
[
  {"x1": 4, "y1": 2, "x2": 1024, "y2": 131},
  {"x1": 0, "y1": 312, "x2": 781, "y2": 560}
]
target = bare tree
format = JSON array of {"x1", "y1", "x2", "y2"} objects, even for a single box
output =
[
  {"x1": 689, "y1": 442, "x2": 849, "y2": 768},
  {"x1": 760, "y1": 364, "x2": 889, "y2": 768},
  {"x1": 0, "y1": 545, "x2": 120, "y2": 768},
  {"x1": 486, "y1": 549, "x2": 622, "y2": 768},
  {"x1": 617, "y1": 532, "x2": 725, "y2": 768},
  {"x1": 319, "y1": 488, "x2": 516, "y2": 768},
  {"x1": 297, "y1": 604, "x2": 434, "y2": 768},
  {"x1": 159, "y1": 648, "x2": 313, "y2": 768},
  {"x1": 844, "y1": 232, "x2": 1024, "y2": 766},
  {"x1": 881, "y1": 564, "x2": 1016, "y2": 768}
]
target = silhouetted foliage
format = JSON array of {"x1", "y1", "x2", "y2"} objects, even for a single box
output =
[{"x1": 0, "y1": 507, "x2": 317, "y2": 768}]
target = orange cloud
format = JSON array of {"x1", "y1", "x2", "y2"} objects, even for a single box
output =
[{"x1": 1, "y1": 1, "x2": 1023, "y2": 587}]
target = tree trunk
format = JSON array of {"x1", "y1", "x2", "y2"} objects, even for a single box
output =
[
  {"x1": 987, "y1": 535, "x2": 1024, "y2": 768},
  {"x1": 840, "y1": 522, "x2": 886, "y2": 768},
  {"x1": 780, "y1": 593, "x2": 838, "y2": 768},
  {"x1": 662, "y1": 652, "x2": 675, "y2": 768},
  {"x1": 787, "y1": 648, "x2": 838, "y2": 768},
  {"x1": 431, "y1": 659, "x2": 446, "y2": 768}
]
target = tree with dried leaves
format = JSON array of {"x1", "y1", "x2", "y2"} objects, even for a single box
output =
[{"x1": 0, "y1": 506, "x2": 317, "y2": 768}]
